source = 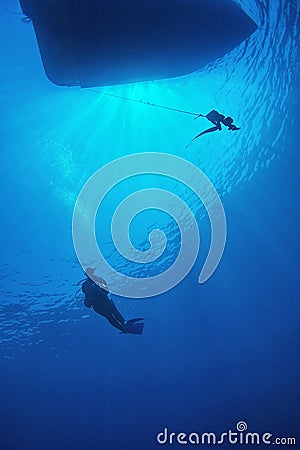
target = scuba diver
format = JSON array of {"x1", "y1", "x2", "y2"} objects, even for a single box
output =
[
  {"x1": 185, "y1": 110, "x2": 240, "y2": 148},
  {"x1": 82, "y1": 268, "x2": 144, "y2": 335}
]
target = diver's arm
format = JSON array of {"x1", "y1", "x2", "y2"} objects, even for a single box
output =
[
  {"x1": 94, "y1": 276, "x2": 107, "y2": 288},
  {"x1": 85, "y1": 267, "x2": 107, "y2": 288},
  {"x1": 194, "y1": 113, "x2": 205, "y2": 120}
]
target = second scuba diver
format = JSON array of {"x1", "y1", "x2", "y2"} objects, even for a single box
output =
[{"x1": 82, "y1": 268, "x2": 144, "y2": 335}]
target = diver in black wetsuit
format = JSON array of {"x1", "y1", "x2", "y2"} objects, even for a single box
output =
[
  {"x1": 185, "y1": 110, "x2": 240, "y2": 148},
  {"x1": 82, "y1": 268, "x2": 144, "y2": 334}
]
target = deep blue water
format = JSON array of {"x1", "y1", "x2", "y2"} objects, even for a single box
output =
[{"x1": 0, "y1": 0, "x2": 299, "y2": 449}]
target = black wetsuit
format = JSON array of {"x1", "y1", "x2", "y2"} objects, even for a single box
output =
[
  {"x1": 206, "y1": 110, "x2": 225, "y2": 128},
  {"x1": 185, "y1": 109, "x2": 240, "y2": 148},
  {"x1": 82, "y1": 278, "x2": 125, "y2": 331}
]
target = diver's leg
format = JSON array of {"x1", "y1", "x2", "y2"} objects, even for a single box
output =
[
  {"x1": 185, "y1": 126, "x2": 220, "y2": 148},
  {"x1": 93, "y1": 305, "x2": 124, "y2": 332},
  {"x1": 110, "y1": 302, "x2": 125, "y2": 324},
  {"x1": 199, "y1": 125, "x2": 221, "y2": 135},
  {"x1": 211, "y1": 122, "x2": 222, "y2": 130},
  {"x1": 109, "y1": 299, "x2": 125, "y2": 323},
  {"x1": 105, "y1": 314, "x2": 124, "y2": 332}
]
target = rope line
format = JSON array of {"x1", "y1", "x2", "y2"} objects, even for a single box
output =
[{"x1": 87, "y1": 88, "x2": 199, "y2": 117}]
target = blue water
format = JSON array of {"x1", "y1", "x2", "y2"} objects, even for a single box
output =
[{"x1": 0, "y1": 0, "x2": 299, "y2": 449}]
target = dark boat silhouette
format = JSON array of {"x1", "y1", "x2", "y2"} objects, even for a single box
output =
[{"x1": 20, "y1": 0, "x2": 257, "y2": 87}]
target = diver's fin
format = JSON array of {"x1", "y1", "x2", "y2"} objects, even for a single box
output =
[
  {"x1": 125, "y1": 318, "x2": 144, "y2": 325},
  {"x1": 122, "y1": 318, "x2": 145, "y2": 335}
]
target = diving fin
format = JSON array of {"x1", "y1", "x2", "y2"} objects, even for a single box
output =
[
  {"x1": 122, "y1": 318, "x2": 145, "y2": 335},
  {"x1": 125, "y1": 318, "x2": 144, "y2": 325}
]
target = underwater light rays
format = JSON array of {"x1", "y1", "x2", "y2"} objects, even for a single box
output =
[{"x1": 0, "y1": 0, "x2": 298, "y2": 347}]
